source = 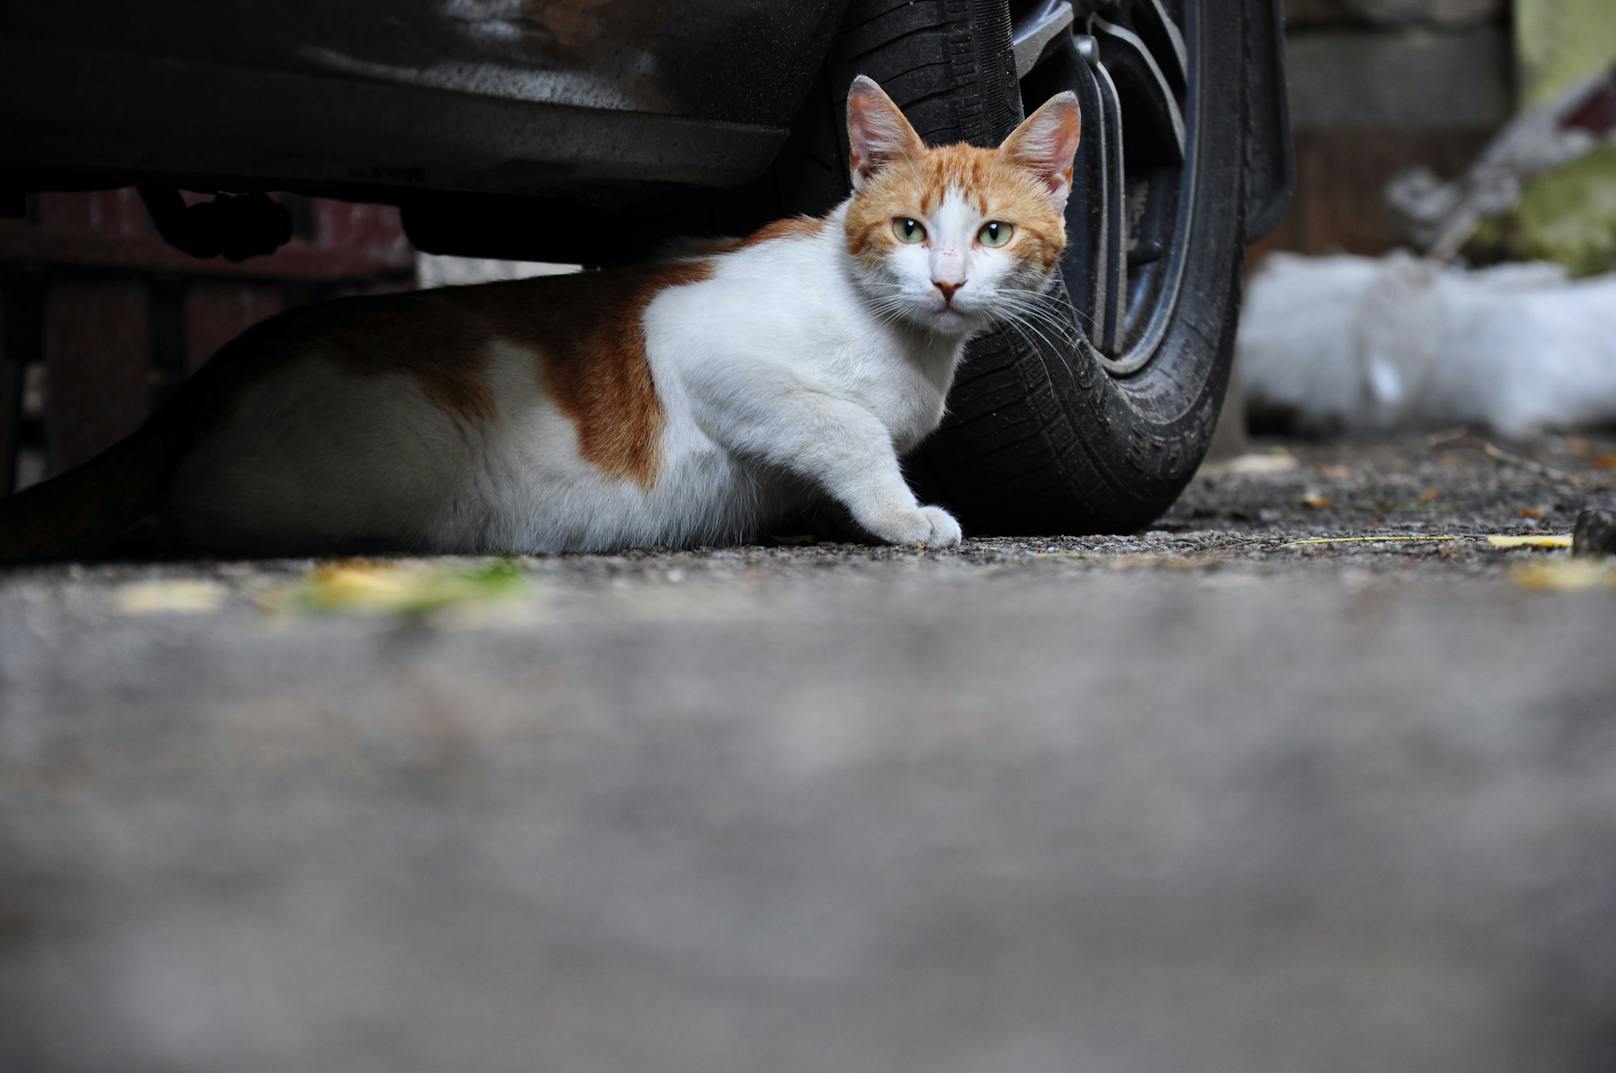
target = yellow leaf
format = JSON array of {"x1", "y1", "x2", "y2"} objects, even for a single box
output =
[
  {"x1": 280, "y1": 559, "x2": 526, "y2": 615},
  {"x1": 1485, "y1": 534, "x2": 1573, "y2": 549},
  {"x1": 1284, "y1": 535, "x2": 1460, "y2": 546},
  {"x1": 1513, "y1": 560, "x2": 1616, "y2": 590},
  {"x1": 112, "y1": 580, "x2": 227, "y2": 614},
  {"x1": 1198, "y1": 451, "x2": 1298, "y2": 476},
  {"x1": 310, "y1": 564, "x2": 416, "y2": 605}
]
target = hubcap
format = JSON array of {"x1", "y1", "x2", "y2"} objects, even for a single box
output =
[{"x1": 1010, "y1": 0, "x2": 1198, "y2": 375}]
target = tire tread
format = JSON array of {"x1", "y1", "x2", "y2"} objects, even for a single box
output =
[{"x1": 774, "y1": 0, "x2": 1247, "y2": 534}]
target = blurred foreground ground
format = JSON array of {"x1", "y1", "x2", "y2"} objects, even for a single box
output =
[{"x1": 3, "y1": 433, "x2": 1616, "y2": 1073}]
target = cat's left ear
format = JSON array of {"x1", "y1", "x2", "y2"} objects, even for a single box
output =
[
  {"x1": 997, "y1": 92, "x2": 1082, "y2": 210},
  {"x1": 846, "y1": 75, "x2": 926, "y2": 190}
]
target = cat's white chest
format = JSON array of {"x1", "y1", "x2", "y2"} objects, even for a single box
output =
[
  {"x1": 849, "y1": 333, "x2": 961, "y2": 453},
  {"x1": 842, "y1": 360, "x2": 942, "y2": 454}
]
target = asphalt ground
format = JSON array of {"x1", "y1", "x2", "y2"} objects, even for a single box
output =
[{"x1": 3, "y1": 432, "x2": 1615, "y2": 1073}]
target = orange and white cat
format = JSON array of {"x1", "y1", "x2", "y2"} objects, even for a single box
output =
[{"x1": 0, "y1": 78, "x2": 1080, "y2": 559}]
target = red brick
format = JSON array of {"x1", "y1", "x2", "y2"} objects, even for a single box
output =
[
  {"x1": 36, "y1": 192, "x2": 95, "y2": 235},
  {"x1": 2, "y1": 192, "x2": 413, "y2": 279},
  {"x1": 0, "y1": 295, "x2": 15, "y2": 496},
  {"x1": 43, "y1": 280, "x2": 151, "y2": 473},
  {"x1": 1250, "y1": 128, "x2": 1492, "y2": 262},
  {"x1": 185, "y1": 282, "x2": 285, "y2": 372}
]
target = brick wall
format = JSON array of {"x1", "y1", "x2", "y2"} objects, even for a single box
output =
[
  {"x1": 0, "y1": 192, "x2": 414, "y2": 493},
  {"x1": 1252, "y1": 0, "x2": 1512, "y2": 262}
]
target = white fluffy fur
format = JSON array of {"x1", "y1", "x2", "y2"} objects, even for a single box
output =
[
  {"x1": 163, "y1": 202, "x2": 1027, "y2": 554},
  {"x1": 1240, "y1": 252, "x2": 1616, "y2": 436}
]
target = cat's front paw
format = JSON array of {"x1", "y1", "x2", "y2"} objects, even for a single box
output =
[{"x1": 868, "y1": 505, "x2": 962, "y2": 548}]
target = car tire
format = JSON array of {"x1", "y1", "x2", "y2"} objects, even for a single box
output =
[{"x1": 772, "y1": 0, "x2": 1247, "y2": 534}]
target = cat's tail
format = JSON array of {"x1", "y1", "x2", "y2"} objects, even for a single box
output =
[{"x1": 0, "y1": 414, "x2": 188, "y2": 562}]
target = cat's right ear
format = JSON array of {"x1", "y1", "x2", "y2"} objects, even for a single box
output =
[
  {"x1": 846, "y1": 76, "x2": 925, "y2": 190},
  {"x1": 997, "y1": 91, "x2": 1081, "y2": 211}
]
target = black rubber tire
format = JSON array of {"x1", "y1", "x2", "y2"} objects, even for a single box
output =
[{"x1": 775, "y1": 0, "x2": 1247, "y2": 535}]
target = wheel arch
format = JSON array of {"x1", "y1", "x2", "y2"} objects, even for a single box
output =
[{"x1": 1240, "y1": 0, "x2": 1295, "y2": 243}]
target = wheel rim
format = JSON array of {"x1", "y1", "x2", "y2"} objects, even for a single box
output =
[{"x1": 1010, "y1": 0, "x2": 1199, "y2": 376}]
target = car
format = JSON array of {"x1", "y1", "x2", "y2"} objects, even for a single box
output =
[{"x1": 0, "y1": 0, "x2": 1292, "y2": 534}]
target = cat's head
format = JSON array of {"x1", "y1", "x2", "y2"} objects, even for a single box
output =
[{"x1": 842, "y1": 75, "x2": 1080, "y2": 337}]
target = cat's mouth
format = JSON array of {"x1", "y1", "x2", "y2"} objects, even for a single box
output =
[{"x1": 928, "y1": 302, "x2": 983, "y2": 334}]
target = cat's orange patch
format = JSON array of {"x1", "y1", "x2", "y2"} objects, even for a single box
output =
[
  {"x1": 193, "y1": 263, "x2": 709, "y2": 490},
  {"x1": 700, "y1": 215, "x2": 826, "y2": 255},
  {"x1": 320, "y1": 297, "x2": 499, "y2": 424},
  {"x1": 188, "y1": 293, "x2": 502, "y2": 430},
  {"x1": 449, "y1": 261, "x2": 714, "y2": 488},
  {"x1": 730, "y1": 215, "x2": 826, "y2": 249},
  {"x1": 916, "y1": 145, "x2": 991, "y2": 213}
]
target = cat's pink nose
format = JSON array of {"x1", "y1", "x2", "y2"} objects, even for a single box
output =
[{"x1": 933, "y1": 280, "x2": 963, "y2": 303}]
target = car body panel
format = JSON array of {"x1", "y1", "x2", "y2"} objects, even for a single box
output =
[
  {"x1": 1, "y1": 1, "x2": 1291, "y2": 258},
  {"x1": 0, "y1": 1, "x2": 851, "y2": 198},
  {"x1": 1240, "y1": 0, "x2": 1294, "y2": 241}
]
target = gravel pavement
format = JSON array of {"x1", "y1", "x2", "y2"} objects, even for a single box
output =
[{"x1": 2, "y1": 433, "x2": 1615, "y2": 1073}]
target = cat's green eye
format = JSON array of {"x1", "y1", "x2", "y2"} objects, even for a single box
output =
[
  {"x1": 892, "y1": 217, "x2": 927, "y2": 244},
  {"x1": 977, "y1": 221, "x2": 1014, "y2": 248}
]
